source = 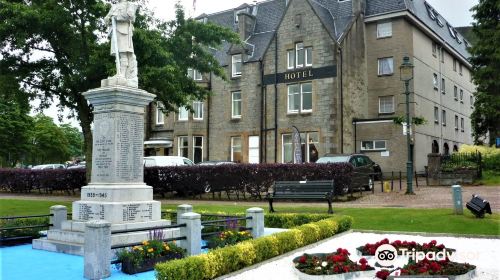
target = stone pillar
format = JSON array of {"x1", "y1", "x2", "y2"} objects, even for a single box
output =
[
  {"x1": 84, "y1": 220, "x2": 111, "y2": 280},
  {"x1": 178, "y1": 212, "x2": 201, "y2": 256},
  {"x1": 246, "y1": 207, "x2": 264, "y2": 238},
  {"x1": 451, "y1": 185, "x2": 463, "y2": 215},
  {"x1": 427, "y1": 153, "x2": 441, "y2": 186},
  {"x1": 50, "y1": 205, "x2": 67, "y2": 230},
  {"x1": 177, "y1": 204, "x2": 193, "y2": 223}
]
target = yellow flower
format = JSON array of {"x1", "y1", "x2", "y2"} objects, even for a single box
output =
[
  {"x1": 163, "y1": 245, "x2": 170, "y2": 251},
  {"x1": 147, "y1": 248, "x2": 154, "y2": 253},
  {"x1": 142, "y1": 241, "x2": 149, "y2": 246}
]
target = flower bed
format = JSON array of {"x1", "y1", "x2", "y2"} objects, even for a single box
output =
[
  {"x1": 375, "y1": 259, "x2": 476, "y2": 280},
  {"x1": 207, "y1": 229, "x2": 252, "y2": 249},
  {"x1": 357, "y1": 238, "x2": 454, "y2": 256},
  {"x1": 292, "y1": 248, "x2": 375, "y2": 280},
  {"x1": 116, "y1": 240, "x2": 185, "y2": 275}
]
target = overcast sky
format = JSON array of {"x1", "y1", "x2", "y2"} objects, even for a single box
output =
[{"x1": 43, "y1": 0, "x2": 478, "y2": 128}]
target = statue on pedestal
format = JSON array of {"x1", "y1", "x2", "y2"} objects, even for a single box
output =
[{"x1": 104, "y1": 0, "x2": 139, "y2": 87}]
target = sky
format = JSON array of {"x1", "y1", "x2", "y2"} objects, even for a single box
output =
[{"x1": 41, "y1": 0, "x2": 479, "y2": 129}]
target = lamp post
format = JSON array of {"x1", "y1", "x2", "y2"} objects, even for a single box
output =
[{"x1": 400, "y1": 56, "x2": 415, "y2": 195}]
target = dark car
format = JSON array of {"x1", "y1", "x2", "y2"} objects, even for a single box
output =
[{"x1": 316, "y1": 154, "x2": 381, "y2": 192}]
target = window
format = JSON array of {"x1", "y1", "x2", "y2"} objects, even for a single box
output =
[
  {"x1": 455, "y1": 115, "x2": 459, "y2": 130},
  {"x1": 188, "y1": 68, "x2": 202, "y2": 80},
  {"x1": 378, "y1": 57, "x2": 394, "y2": 75},
  {"x1": 432, "y1": 42, "x2": 437, "y2": 57},
  {"x1": 447, "y1": 24, "x2": 457, "y2": 39},
  {"x1": 231, "y1": 91, "x2": 242, "y2": 118},
  {"x1": 459, "y1": 64, "x2": 463, "y2": 75},
  {"x1": 282, "y1": 132, "x2": 319, "y2": 163},
  {"x1": 287, "y1": 82, "x2": 312, "y2": 113},
  {"x1": 156, "y1": 103, "x2": 164, "y2": 125},
  {"x1": 379, "y1": 96, "x2": 395, "y2": 114},
  {"x1": 441, "y1": 78, "x2": 445, "y2": 94},
  {"x1": 361, "y1": 140, "x2": 387, "y2": 151},
  {"x1": 377, "y1": 21, "x2": 392, "y2": 38},
  {"x1": 193, "y1": 101, "x2": 203, "y2": 120},
  {"x1": 470, "y1": 95, "x2": 474, "y2": 108},
  {"x1": 460, "y1": 89, "x2": 464, "y2": 103},
  {"x1": 193, "y1": 136, "x2": 203, "y2": 163},
  {"x1": 282, "y1": 134, "x2": 293, "y2": 163},
  {"x1": 453, "y1": 59, "x2": 457, "y2": 71},
  {"x1": 231, "y1": 136, "x2": 242, "y2": 162},
  {"x1": 433, "y1": 73, "x2": 438, "y2": 89},
  {"x1": 461, "y1": 118, "x2": 465, "y2": 132},
  {"x1": 305, "y1": 47, "x2": 312, "y2": 66},
  {"x1": 178, "y1": 106, "x2": 188, "y2": 121},
  {"x1": 231, "y1": 54, "x2": 242, "y2": 77},
  {"x1": 287, "y1": 49, "x2": 295, "y2": 69},
  {"x1": 454, "y1": 86, "x2": 458, "y2": 100},
  {"x1": 442, "y1": 110, "x2": 447, "y2": 126},
  {"x1": 440, "y1": 48, "x2": 445, "y2": 63},
  {"x1": 296, "y1": 43, "x2": 304, "y2": 68},
  {"x1": 248, "y1": 136, "x2": 259, "y2": 164},
  {"x1": 178, "y1": 136, "x2": 188, "y2": 158},
  {"x1": 434, "y1": 106, "x2": 439, "y2": 124}
]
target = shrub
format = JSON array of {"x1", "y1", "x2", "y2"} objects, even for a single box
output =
[
  {"x1": 0, "y1": 168, "x2": 86, "y2": 194},
  {"x1": 155, "y1": 215, "x2": 353, "y2": 280},
  {"x1": 459, "y1": 144, "x2": 500, "y2": 171},
  {"x1": 0, "y1": 217, "x2": 49, "y2": 239},
  {"x1": 208, "y1": 230, "x2": 252, "y2": 249},
  {"x1": 265, "y1": 213, "x2": 333, "y2": 228}
]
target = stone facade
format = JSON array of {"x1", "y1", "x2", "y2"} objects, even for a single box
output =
[{"x1": 146, "y1": 0, "x2": 475, "y2": 172}]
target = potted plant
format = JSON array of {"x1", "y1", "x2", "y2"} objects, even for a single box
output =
[
  {"x1": 116, "y1": 240, "x2": 185, "y2": 274},
  {"x1": 207, "y1": 229, "x2": 252, "y2": 249},
  {"x1": 292, "y1": 248, "x2": 375, "y2": 280}
]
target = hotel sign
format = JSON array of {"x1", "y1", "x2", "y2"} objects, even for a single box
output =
[{"x1": 262, "y1": 65, "x2": 336, "y2": 85}]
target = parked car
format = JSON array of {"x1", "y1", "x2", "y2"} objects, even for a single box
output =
[
  {"x1": 197, "y1": 160, "x2": 236, "y2": 166},
  {"x1": 316, "y1": 154, "x2": 381, "y2": 192},
  {"x1": 67, "y1": 161, "x2": 86, "y2": 169},
  {"x1": 31, "y1": 164, "x2": 66, "y2": 170},
  {"x1": 143, "y1": 156, "x2": 194, "y2": 167}
]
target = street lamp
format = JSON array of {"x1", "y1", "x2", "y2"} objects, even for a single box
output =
[{"x1": 400, "y1": 56, "x2": 415, "y2": 195}]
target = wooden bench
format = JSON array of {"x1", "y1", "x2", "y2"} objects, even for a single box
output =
[{"x1": 266, "y1": 180, "x2": 335, "y2": 214}]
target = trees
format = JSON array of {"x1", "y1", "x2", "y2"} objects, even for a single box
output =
[
  {"x1": 469, "y1": 0, "x2": 500, "y2": 145},
  {"x1": 29, "y1": 114, "x2": 71, "y2": 165},
  {"x1": 0, "y1": 1, "x2": 239, "y2": 176}
]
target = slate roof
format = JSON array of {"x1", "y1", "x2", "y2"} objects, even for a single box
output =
[{"x1": 200, "y1": 0, "x2": 470, "y2": 66}]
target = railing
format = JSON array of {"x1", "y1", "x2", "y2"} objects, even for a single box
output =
[
  {"x1": 200, "y1": 216, "x2": 253, "y2": 249},
  {"x1": 440, "y1": 152, "x2": 482, "y2": 178},
  {"x1": 368, "y1": 170, "x2": 427, "y2": 194},
  {"x1": 0, "y1": 214, "x2": 54, "y2": 243}
]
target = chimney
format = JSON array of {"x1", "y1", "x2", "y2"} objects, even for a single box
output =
[
  {"x1": 352, "y1": 0, "x2": 366, "y2": 15},
  {"x1": 237, "y1": 11, "x2": 256, "y2": 41}
]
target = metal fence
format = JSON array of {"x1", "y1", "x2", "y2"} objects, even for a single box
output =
[
  {"x1": 441, "y1": 152, "x2": 482, "y2": 178},
  {"x1": 0, "y1": 214, "x2": 54, "y2": 244}
]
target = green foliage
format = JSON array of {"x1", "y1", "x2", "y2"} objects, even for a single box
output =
[
  {"x1": 59, "y1": 124, "x2": 84, "y2": 159},
  {"x1": 459, "y1": 144, "x2": 500, "y2": 172},
  {"x1": 0, "y1": 217, "x2": 48, "y2": 238},
  {"x1": 116, "y1": 240, "x2": 185, "y2": 269},
  {"x1": 208, "y1": 230, "x2": 252, "y2": 249},
  {"x1": 265, "y1": 213, "x2": 334, "y2": 229},
  {"x1": 29, "y1": 114, "x2": 71, "y2": 164},
  {"x1": 469, "y1": 0, "x2": 500, "y2": 144},
  {"x1": 155, "y1": 216, "x2": 353, "y2": 280}
]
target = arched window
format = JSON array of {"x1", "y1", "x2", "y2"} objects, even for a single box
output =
[
  {"x1": 443, "y1": 143, "x2": 450, "y2": 156},
  {"x1": 432, "y1": 140, "x2": 439, "y2": 153}
]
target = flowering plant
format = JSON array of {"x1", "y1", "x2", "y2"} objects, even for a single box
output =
[
  {"x1": 209, "y1": 229, "x2": 252, "y2": 249},
  {"x1": 116, "y1": 240, "x2": 185, "y2": 269},
  {"x1": 357, "y1": 238, "x2": 452, "y2": 255},
  {"x1": 400, "y1": 258, "x2": 475, "y2": 276},
  {"x1": 293, "y1": 248, "x2": 374, "y2": 275}
]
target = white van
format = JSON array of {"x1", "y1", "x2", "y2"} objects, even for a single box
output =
[{"x1": 143, "y1": 156, "x2": 194, "y2": 167}]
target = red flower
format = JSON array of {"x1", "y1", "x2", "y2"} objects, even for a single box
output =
[
  {"x1": 332, "y1": 255, "x2": 345, "y2": 263},
  {"x1": 299, "y1": 256, "x2": 307, "y2": 264},
  {"x1": 418, "y1": 267, "x2": 428, "y2": 273},
  {"x1": 430, "y1": 240, "x2": 437, "y2": 246},
  {"x1": 430, "y1": 262, "x2": 442, "y2": 272},
  {"x1": 359, "y1": 258, "x2": 368, "y2": 265},
  {"x1": 376, "y1": 270, "x2": 391, "y2": 280},
  {"x1": 343, "y1": 266, "x2": 350, "y2": 273},
  {"x1": 369, "y1": 247, "x2": 376, "y2": 255},
  {"x1": 400, "y1": 269, "x2": 409, "y2": 275}
]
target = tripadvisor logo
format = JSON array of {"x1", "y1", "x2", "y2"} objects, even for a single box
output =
[{"x1": 375, "y1": 244, "x2": 453, "y2": 268}]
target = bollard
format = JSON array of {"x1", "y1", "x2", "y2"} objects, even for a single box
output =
[
  {"x1": 49, "y1": 205, "x2": 67, "y2": 230},
  {"x1": 177, "y1": 204, "x2": 193, "y2": 223},
  {"x1": 84, "y1": 220, "x2": 111, "y2": 280},
  {"x1": 178, "y1": 212, "x2": 201, "y2": 256},
  {"x1": 246, "y1": 207, "x2": 264, "y2": 238},
  {"x1": 451, "y1": 185, "x2": 463, "y2": 215}
]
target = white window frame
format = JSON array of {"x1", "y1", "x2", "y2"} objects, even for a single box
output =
[
  {"x1": 156, "y1": 103, "x2": 164, "y2": 125},
  {"x1": 376, "y1": 21, "x2": 392, "y2": 38},
  {"x1": 188, "y1": 68, "x2": 202, "y2": 80},
  {"x1": 231, "y1": 91, "x2": 242, "y2": 119},
  {"x1": 231, "y1": 54, "x2": 242, "y2": 77},
  {"x1": 377, "y1": 57, "x2": 394, "y2": 76},
  {"x1": 305, "y1": 46, "x2": 312, "y2": 67},
  {"x1": 248, "y1": 136, "x2": 259, "y2": 164},
  {"x1": 378, "y1": 96, "x2": 395, "y2": 114},
  {"x1": 178, "y1": 106, "x2": 189, "y2": 121},
  {"x1": 230, "y1": 136, "x2": 242, "y2": 162},
  {"x1": 287, "y1": 49, "x2": 295, "y2": 69},
  {"x1": 193, "y1": 101, "x2": 203, "y2": 120},
  {"x1": 281, "y1": 134, "x2": 293, "y2": 163},
  {"x1": 178, "y1": 136, "x2": 189, "y2": 157},
  {"x1": 295, "y1": 42, "x2": 304, "y2": 68},
  {"x1": 192, "y1": 136, "x2": 203, "y2": 163},
  {"x1": 361, "y1": 140, "x2": 387, "y2": 151},
  {"x1": 287, "y1": 82, "x2": 312, "y2": 114}
]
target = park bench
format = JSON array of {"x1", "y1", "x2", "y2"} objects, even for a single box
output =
[
  {"x1": 266, "y1": 180, "x2": 335, "y2": 214},
  {"x1": 466, "y1": 194, "x2": 492, "y2": 218}
]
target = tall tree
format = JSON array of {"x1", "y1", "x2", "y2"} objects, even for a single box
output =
[
  {"x1": 30, "y1": 114, "x2": 71, "y2": 164},
  {"x1": 469, "y1": 0, "x2": 500, "y2": 145},
  {"x1": 60, "y1": 124, "x2": 84, "y2": 160},
  {"x1": 0, "y1": 1, "x2": 239, "y2": 177}
]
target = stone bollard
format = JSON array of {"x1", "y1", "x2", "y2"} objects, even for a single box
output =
[
  {"x1": 246, "y1": 207, "x2": 264, "y2": 238},
  {"x1": 84, "y1": 220, "x2": 111, "y2": 280},
  {"x1": 177, "y1": 204, "x2": 193, "y2": 224},
  {"x1": 178, "y1": 212, "x2": 201, "y2": 256},
  {"x1": 49, "y1": 205, "x2": 67, "y2": 230},
  {"x1": 451, "y1": 185, "x2": 463, "y2": 215}
]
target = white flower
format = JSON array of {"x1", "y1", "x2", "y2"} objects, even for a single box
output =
[
  {"x1": 322, "y1": 261, "x2": 328, "y2": 267},
  {"x1": 315, "y1": 267, "x2": 322, "y2": 271}
]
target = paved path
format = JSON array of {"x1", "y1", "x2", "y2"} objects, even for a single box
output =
[{"x1": 1, "y1": 185, "x2": 499, "y2": 210}]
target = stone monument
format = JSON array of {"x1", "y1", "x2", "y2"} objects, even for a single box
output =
[{"x1": 33, "y1": 1, "x2": 176, "y2": 255}]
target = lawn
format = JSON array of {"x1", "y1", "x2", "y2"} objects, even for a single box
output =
[
  {"x1": 475, "y1": 170, "x2": 500, "y2": 186},
  {"x1": 1, "y1": 199, "x2": 499, "y2": 236}
]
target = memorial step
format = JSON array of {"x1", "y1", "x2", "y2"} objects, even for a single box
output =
[
  {"x1": 61, "y1": 219, "x2": 171, "y2": 232},
  {"x1": 33, "y1": 238, "x2": 84, "y2": 256},
  {"x1": 47, "y1": 229, "x2": 84, "y2": 244}
]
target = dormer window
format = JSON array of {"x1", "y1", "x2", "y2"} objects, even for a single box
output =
[
  {"x1": 232, "y1": 54, "x2": 242, "y2": 77},
  {"x1": 447, "y1": 24, "x2": 457, "y2": 39},
  {"x1": 188, "y1": 68, "x2": 202, "y2": 81},
  {"x1": 234, "y1": 8, "x2": 247, "y2": 23}
]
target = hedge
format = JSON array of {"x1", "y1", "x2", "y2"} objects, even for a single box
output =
[
  {"x1": 0, "y1": 163, "x2": 352, "y2": 199},
  {"x1": 155, "y1": 215, "x2": 353, "y2": 280}
]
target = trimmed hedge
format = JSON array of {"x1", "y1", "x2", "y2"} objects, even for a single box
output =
[
  {"x1": 155, "y1": 215, "x2": 353, "y2": 280},
  {"x1": 0, "y1": 168, "x2": 86, "y2": 194}
]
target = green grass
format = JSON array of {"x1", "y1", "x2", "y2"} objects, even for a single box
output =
[
  {"x1": 1, "y1": 199, "x2": 499, "y2": 236},
  {"x1": 475, "y1": 170, "x2": 500, "y2": 186}
]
